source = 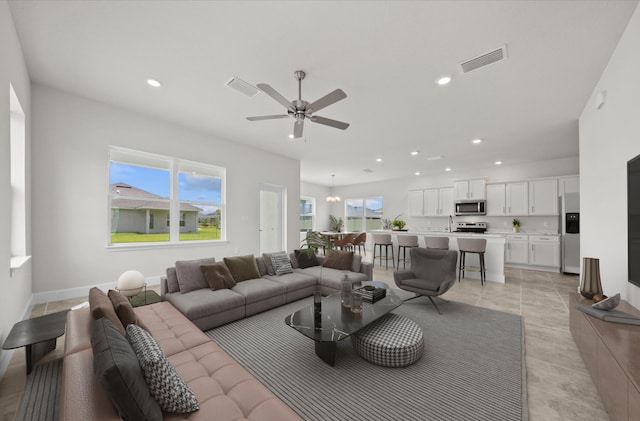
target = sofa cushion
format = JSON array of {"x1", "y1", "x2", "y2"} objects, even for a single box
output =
[
  {"x1": 323, "y1": 251, "x2": 354, "y2": 271},
  {"x1": 108, "y1": 289, "x2": 148, "y2": 331},
  {"x1": 165, "y1": 288, "x2": 246, "y2": 322},
  {"x1": 294, "y1": 249, "x2": 320, "y2": 269},
  {"x1": 261, "y1": 252, "x2": 286, "y2": 276},
  {"x1": 264, "y1": 271, "x2": 317, "y2": 292},
  {"x1": 126, "y1": 324, "x2": 199, "y2": 413},
  {"x1": 166, "y1": 267, "x2": 180, "y2": 294},
  {"x1": 175, "y1": 258, "x2": 216, "y2": 293},
  {"x1": 231, "y1": 278, "x2": 287, "y2": 304},
  {"x1": 91, "y1": 318, "x2": 162, "y2": 421},
  {"x1": 223, "y1": 255, "x2": 261, "y2": 282},
  {"x1": 89, "y1": 287, "x2": 125, "y2": 336},
  {"x1": 200, "y1": 263, "x2": 236, "y2": 291},
  {"x1": 270, "y1": 252, "x2": 293, "y2": 275}
]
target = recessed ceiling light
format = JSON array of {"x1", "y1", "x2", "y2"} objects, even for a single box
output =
[
  {"x1": 288, "y1": 134, "x2": 294, "y2": 139},
  {"x1": 410, "y1": 151, "x2": 419, "y2": 156},
  {"x1": 146, "y1": 78, "x2": 162, "y2": 88},
  {"x1": 436, "y1": 76, "x2": 452, "y2": 85},
  {"x1": 415, "y1": 172, "x2": 421, "y2": 176},
  {"x1": 472, "y1": 138, "x2": 482, "y2": 144},
  {"x1": 445, "y1": 167, "x2": 452, "y2": 172},
  {"x1": 495, "y1": 160, "x2": 503, "y2": 165},
  {"x1": 427, "y1": 155, "x2": 443, "y2": 161},
  {"x1": 376, "y1": 157, "x2": 383, "y2": 162}
]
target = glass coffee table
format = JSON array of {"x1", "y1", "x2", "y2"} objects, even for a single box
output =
[{"x1": 285, "y1": 290, "x2": 403, "y2": 366}]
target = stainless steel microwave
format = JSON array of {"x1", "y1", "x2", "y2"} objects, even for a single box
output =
[{"x1": 455, "y1": 200, "x2": 486, "y2": 216}]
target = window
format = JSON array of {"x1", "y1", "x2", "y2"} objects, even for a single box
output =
[
  {"x1": 345, "y1": 197, "x2": 383, "y2": 231},
  {"x1": 300, "y1": 196, "x2": 315, "y2": 232},
  {"x1": 10, "y1": 83, "x2": 28, "y2": 271},
  {"x1": 108, "y1": 147, "x2": 225, "y2": 246}
]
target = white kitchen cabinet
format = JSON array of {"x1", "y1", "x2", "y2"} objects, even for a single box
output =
[
  {"x1": 506, "y1": 234, "x2": 529, "y2": 264},
  {"x1": 408, "y1": 189, "x2": 425, "y2": 217},
  {"x1": 424, "y1": 187, "x2": 454, "y2": 216},
  {"x1": 559, "y1": 175, "x2": 579, "y2": 196},
  {"x1": 529, "y1": 235, "x2": 560, "y2": 267},
  {"x1": 486, "y1": 183, "x2": 506, "y2": 215},
  {"x1": 454, "y1": 179, "x2": 486, "y2": 201},
  {"x1": 529, "y1": 179, "x2": 559, "y2": 215},
  {"x1": 506, "y1": 182, "x2": 528, "y2": 215}
]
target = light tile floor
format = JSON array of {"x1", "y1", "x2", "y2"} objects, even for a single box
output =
[{"x1": 0, "y1": 265, "x2": 608, "y2": 421}]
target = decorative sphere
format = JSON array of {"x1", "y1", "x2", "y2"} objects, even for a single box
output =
[{"x1": 116, "y1": 270, "x2": 145, "y2": 297}]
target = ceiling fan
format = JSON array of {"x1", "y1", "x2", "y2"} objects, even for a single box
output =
[{"x1": 247, "y1": 70, "x2": 349, "y2": 139}]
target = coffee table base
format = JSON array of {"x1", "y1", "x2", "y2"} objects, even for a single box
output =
[{"x1": 315, "y1": 341, "x2": 337, "y2": 366}]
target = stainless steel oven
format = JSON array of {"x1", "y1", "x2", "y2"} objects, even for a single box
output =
[{"x1": 455, "y1": 200, "x2": 486, "y2": 216}]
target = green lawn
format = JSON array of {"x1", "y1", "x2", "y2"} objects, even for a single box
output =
[{"x1": 111, "y1": 226, "x2": 221, "y2": 243}]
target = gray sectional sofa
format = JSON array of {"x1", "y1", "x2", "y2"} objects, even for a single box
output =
[{"x1": 161, "y1": 252, "x2": 373, "y2": 331}]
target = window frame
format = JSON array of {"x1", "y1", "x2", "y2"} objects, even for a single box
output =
[
  {"x1": 344, "y1": 196, "x2": 384, "y2": 232},
  {"x1": 300, "y1": 196, "x2": 316, "y2": 233},
  {"x1": 107, "y1": 146, "x2": 226, "y2": 249}
]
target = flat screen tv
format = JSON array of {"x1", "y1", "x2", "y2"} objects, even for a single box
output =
[{"x1": 629, "y1": 154, "x2": 640, "y2": 288}]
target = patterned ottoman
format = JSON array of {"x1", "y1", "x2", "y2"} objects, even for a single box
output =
[{"x1": 351, "y1": 313, "x2": 424, "y2": 367}]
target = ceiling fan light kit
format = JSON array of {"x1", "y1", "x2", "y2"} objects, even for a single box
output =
[{"x1": 247, "y1": 70, "x2": 350, "y2": 139}]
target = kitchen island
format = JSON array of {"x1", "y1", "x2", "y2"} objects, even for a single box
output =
[{"x1": 369, "y1": 230, "x2": 506, "y2": 283}]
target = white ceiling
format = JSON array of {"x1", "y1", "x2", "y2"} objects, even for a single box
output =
[{"x1": 8, "y1": 0, "x2": 638, "y2": 186}]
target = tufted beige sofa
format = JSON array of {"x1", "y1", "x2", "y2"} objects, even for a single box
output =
[{"x1": 60, "y1": 301, "x2": 301, "y2": 420}]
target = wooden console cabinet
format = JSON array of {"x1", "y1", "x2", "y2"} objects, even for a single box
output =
[{"x1": 569, "y1": 292, "x2": 640, "y2": 421}]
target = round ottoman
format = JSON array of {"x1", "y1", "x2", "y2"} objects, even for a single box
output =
[{"x1": 351, "y1": 313, "x2": 424, "y2": 367}]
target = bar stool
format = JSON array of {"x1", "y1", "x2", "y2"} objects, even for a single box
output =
[
  {"x1": 372, "y1": 233, "x2": 394, "y2": 270},
  {"x1": 456, "y1": 238, "x2": 487, "y2": 285},
  {"x1": 397, "y1": 235, "x2": 418, "y2": 269},
  {"x1": 425, "y1": 236, "x2": 449, "y2": 250}
]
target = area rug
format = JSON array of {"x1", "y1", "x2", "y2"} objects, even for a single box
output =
[
  {"x1": 15, "y1": 358, "x2": 62, "y2": 421},
  {"x1": 205, "y1": 295, "x2": 528, "y2": 421}
]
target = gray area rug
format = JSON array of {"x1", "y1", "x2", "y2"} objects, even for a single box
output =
[
  {"x1": 15, "y1": 358, "x2": 61, "y2": 421},
  {"x1": 206, "y1": 295, "x2": 528, "y2": 421}
]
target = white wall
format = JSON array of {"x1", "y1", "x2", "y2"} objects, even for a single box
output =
[
  {"x1": 31, "y1": 84, "x2": 300, "y2": 294},
  {"x1": 579, "y1": 4, "x2": 640, "y2": 307},
  {"x1": 0, "y1": 0, "x2": 32, "y2": 377}
]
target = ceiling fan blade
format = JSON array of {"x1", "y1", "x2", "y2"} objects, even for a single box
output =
[
  {"x1": 246, "y1": 114, "x2": 290, "y2": 121},
  {"x1": 309, "y1": 115, "x2": 350, "y2": 130},
  {"x1": 256, "y1": 83, "x2": 294, "y2": 111},
  {"x1": 293, "y1": 119, "x2": 304, "y2": 138},
  {"x1": 306, "y1": 89, "x2": 347, "y2": 114}
]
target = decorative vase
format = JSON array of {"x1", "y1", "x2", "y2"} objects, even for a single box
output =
[
  {"x1": 341, "y1": 273, "x2": 351, "y2": 308},
  {"x1": 513, "y1": 226, "x2": 519, "y2": 232},
  {"x1": 580, "y1": 257, "x2": 603, "y2": 299}
]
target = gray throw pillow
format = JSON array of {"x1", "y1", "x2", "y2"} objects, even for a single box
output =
[
  {"x1": 165, "y1": 267, "x2": 180, "y2": 294},
  {"x1": 89, "y1": 287, "x2": 126, "y2": 336},
  {"x1": 91, "y1": 318, "x2": 162, "y2": 421},
  {"x1": 175, "y1": 257, "x2": 216, "y2": 293},
  {"x1": 200, "y1": 262, "x2": 236, "y2": 290},
  {"x1": 223, "y1": 255, "x2": 261, "y2": 282},
  {"x1": 126, "y1": 324, "x2": 199, "y2": 413},
  {"x1": 324, "y1": 251, "x2": 354, "y2": 271},
  {"x1": 294, "y1": 249, "x2": 320, "y2": 269},
  {"x1": 262, "y1": 252, "x2": 286, "y2": 276},
  {"x1": 270, "y1": 252, "x2": 293, "y2": 275}
]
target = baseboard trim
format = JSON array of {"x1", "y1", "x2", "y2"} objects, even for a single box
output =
[{"x1": 31, "y1": 276, "x2": 161, "y2": 305}]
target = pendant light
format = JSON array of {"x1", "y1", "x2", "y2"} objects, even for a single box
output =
[{"x1": 326, "y1": 174, "x2": 341, "y2": 203}]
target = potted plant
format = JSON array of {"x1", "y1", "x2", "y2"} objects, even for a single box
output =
[
  {"x1": 381, "y1": 218, "x2": 394, "y2": 230},
  {"x1": 329, "y1": 214, "x2": 343, "y2": 232},
  {"x1": 392, "y1": 214, "x2": 407, "y2": 231},
  {"x1": 512, "y1": 218, "x2": 520, "y2": 233}
]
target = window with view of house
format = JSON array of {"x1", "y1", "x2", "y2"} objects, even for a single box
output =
[
  {"x1": 108, "y1": 147, "x2": 225, "y2": 246},
  {"x1": 345, "y1": 197, "x2": 383, "y2": 232},
  {"x1": 300, "y1": 196, "x2": 315, "y2": 232}
]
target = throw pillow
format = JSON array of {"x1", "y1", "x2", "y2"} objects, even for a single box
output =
[
  {"x1": 262, "y1": 252, "x2": 286, "y2": 276},
  {"x1": 165, "y1": 267, "x2": 180, "y2": 294},
  {"x1": 200, "y1": 263, "x2": 236, "y2": 291},
  {"x1": 323, "y1": 251, "x2": 354, "y2": 271},
  {"x1": 294, "y1": 249, "x2": 320, "y2": 269},
  {"x1": 223, "y1": 255, "x2": 261, "y2": 282},
  {"x1": 89, "y1": 287, "x2": 125, "y2": 336},
  {"x1": 270, "y1": 252, "x2": 294, "y2": 275},
  {"x1": 91, "y1": 318, "x2": 162, "y2": 421},
  {"x1": 107, "y1": 289, "x2": 149, "y2": 331},
  {"x1": 175, "y1": 257, "x2": 216, "y2": 293},
  {"x1": 126, "y1": 324, "x2": 199, "y2": 413}
]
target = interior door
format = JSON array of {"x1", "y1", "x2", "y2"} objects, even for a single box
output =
[{"x1": 260, "y1": 184, "x2": 285, "y2": 254}]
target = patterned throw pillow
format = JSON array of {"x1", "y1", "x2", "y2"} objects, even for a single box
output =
[
  {"x1": 126, "y1": 324, "x2": 199, "y2": 413},
  {"x1": 270, "y1": 252, "x2": 293, "y2": 275}
]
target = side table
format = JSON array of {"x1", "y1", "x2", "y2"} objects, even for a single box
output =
[{"x1": 2, "y1": 309, "x2": 69, "y2": 374}]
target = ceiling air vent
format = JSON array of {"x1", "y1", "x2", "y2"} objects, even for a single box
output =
[
  {"x1": 458, "y1": 45, "x2": 507, "y2": 74},
  {"x1": 225, "y1": 76, "x2": 260, "y2": 97}
]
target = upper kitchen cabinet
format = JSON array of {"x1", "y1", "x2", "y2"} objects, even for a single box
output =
[
  {"x1": 486, "y1": 183, "x2": 506, "y2": 215},
  {"x1": 408, "y1": 189, "x2": 425, "y2": 217},
  {"x1": 454, "y1": 179, "x2": 486, "y2": 201},
  {"x1": 506, "y1": 182, "x2": 529, "y2": 215},
  {"x1": 529, "y1": 178, "x2": 559, "y2": 215},
  {"x1": 558, "y1": 175, "x2": 579, "y2": 196},
  {"x1": 425, "y1": 187, "x2": 454, "y2": 217}
]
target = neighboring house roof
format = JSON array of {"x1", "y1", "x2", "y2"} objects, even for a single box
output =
[{"x1": 110, "y1": 182, "x2": 200, "y2": 212}]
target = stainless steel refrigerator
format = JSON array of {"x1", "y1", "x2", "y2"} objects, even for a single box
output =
[{"x1": 561, "y1": 192, "x2": 580, "y2": 274}]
